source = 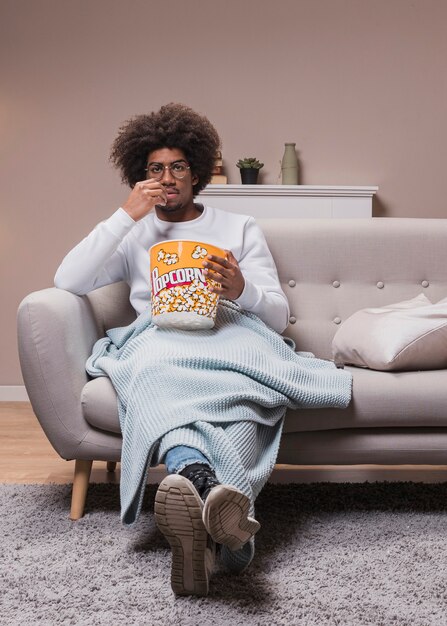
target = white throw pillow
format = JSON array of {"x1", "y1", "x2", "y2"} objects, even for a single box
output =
[{"x1": 332, "y1": 293, "x2": 447, "y2": 371}]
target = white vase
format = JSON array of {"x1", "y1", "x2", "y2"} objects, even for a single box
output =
[{"x1": 281, "y1": 143, "x2": 298, "y2": 185}]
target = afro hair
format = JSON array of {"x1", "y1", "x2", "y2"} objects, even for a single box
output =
[{"x1": 109, "y1": 103, "x2": 221, "y2": 196}]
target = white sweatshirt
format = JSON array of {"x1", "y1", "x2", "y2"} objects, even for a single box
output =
[{"x1": 54, "y1": 205, "x2": 290, "y2": 333}]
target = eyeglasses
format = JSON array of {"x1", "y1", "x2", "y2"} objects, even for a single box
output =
[{"x1": 145, "y1": 160, "x2": 191, "y2": 181}]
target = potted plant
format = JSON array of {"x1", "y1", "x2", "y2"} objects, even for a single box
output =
[{"x1": 236, "y1": 157, "x2": 264, "y2": 184}]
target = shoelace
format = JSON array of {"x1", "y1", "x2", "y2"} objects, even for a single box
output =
[{"x1": 182, "y1": 466, "x2": 220, "y2": 499}]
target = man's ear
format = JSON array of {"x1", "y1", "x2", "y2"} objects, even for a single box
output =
[{"x1": 192, "y1": 173, "x2": 199, "y2": 186}]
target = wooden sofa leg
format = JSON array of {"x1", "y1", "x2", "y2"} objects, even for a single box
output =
[
  {"x1": 70, "y1": 459, "x2": 93, "y2": 520},
  {"x1": 107, "y1": 461, "x2": 117, "y2": 472}
]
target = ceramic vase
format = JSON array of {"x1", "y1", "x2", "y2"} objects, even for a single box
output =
[{"x1": 281, "y1": 143, "x2": 298, "y2": 185}]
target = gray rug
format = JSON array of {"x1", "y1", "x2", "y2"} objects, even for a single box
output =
[{"x1": 2, "y1": 482, "x2": 447, "y2": 626}]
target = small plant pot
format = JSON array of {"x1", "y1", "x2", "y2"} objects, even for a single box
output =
[{"x1": 240, "y1": 168, "x2": 260, "y2": 184}]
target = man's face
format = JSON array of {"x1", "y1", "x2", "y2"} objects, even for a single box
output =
[{"x1": 146, "y1": 147, "x2": 199, "y2": 221}]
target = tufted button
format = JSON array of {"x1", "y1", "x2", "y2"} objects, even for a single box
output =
[
  {"x1": 421, "y1": 280, "x2": 429, "y2": 288},
  {"x1": 333, "y1": 317, "x2": 341, "y2": 325},
  {"x1": 288, "y1": 279, "x2": 296, "y2": 287},
  {"x1": 332, "y1": 280, "x2": 340, "y2": 288},
  {"x1": 376, "y1": 281, "x2": 384, "y2": 289},
  {"x1": 289, "y1": 316, "x2": 297, "y2": 324}
]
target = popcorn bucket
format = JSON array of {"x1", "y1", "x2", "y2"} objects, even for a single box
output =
[{"x1": 150, "y1": 240, "x2": 224, "y2": 329}]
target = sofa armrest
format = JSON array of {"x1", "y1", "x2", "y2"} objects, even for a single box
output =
[{"x1": 17, "y1": 287, "x2": 102, "y2": 460}]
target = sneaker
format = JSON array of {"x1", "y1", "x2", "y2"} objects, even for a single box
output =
[
  {"x1": 178, "y1": 464, "x2": 261, "y2": 552},
  {"x1": 154, "y1": 474, "x2": 215, "y2": 596},
  {"x1": 203, "y1": 485, "x2": 261, "y2": 552}
]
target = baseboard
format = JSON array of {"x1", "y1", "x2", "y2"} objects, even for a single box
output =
[{"x1": 0, "y1": 386, "x2": 29, "y2": 401}]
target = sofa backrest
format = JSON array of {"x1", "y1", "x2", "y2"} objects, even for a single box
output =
[
  {"x1": 85, "y1": 218, "x2": 447, "y2": 361},
  {"x1": 259, "y1": 218, "x2": 447, "y2": 359}
]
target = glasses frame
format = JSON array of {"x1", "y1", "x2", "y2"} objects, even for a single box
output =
[{"x1": 144, "y1": 160, "x2": 191, "y2": 181}]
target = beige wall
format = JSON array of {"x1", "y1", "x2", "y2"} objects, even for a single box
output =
[{"x1": 2, "y1": 0, "x2": 447, "y2": 385}]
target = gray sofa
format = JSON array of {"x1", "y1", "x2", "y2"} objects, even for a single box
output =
[{"x1": 17, "y1": 218, "x2": 447, "y2": 519}]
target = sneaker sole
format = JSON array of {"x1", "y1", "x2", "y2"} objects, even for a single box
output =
[
  {"x1": 202, "y1": 485, "x2": 260, "y2": 551},
  {"x1": 154, "y1": 474, "x2": 211, "y2": 596}
]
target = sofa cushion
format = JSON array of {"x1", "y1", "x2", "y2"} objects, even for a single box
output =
[
  {"x1": 82, "y1": 377, "x2": 121, "y2": 434},
  {"x1": 82, "y1": 365, "x2": 447, "y2": 436},
  {"x1": 331, "y1": 294, "x2": 447, "y2": 371},
  {"x1": 283, "y1": 365, "x2": 447, "y2": 432}
]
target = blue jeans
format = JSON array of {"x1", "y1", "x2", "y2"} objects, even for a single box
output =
[{"x1": 164, "y1": 445, "x2": 210, "y2": 474}]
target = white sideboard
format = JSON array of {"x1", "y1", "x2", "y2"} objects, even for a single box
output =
[{"x1": 199, "y1": 185, "x2": 378, "y2": 218}]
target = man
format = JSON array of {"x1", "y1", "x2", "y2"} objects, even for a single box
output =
[{"x1": 55, "y1": 103, "x2": 351, "y2": 596}]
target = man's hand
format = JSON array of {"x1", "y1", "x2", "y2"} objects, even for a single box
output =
[
  {"x1": 202, "y1": 250, "x2": 245, "y2": 301},
  {"x1": 122, "y1": 179, "x2": 167, "y2": 221}
]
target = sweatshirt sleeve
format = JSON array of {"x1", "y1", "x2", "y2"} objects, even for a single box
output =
[
  {"x1": 233, "y1": 217, "x2": 290, "y2": 334},
  {"x1": 54, "y1": 208, "x2": 136, "y2": 295}
]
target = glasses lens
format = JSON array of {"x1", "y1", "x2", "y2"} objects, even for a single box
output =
[
  {"x1": 147, "y1": 165, "x2": 163, "y2": 180},
  {"x1": 170, "y1": 163, "x2": 188, "y2": 179}
]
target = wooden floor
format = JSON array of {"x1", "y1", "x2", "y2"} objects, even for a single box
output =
[
  {"x1": 0, "y1": 402, "x2": 121, "y2": 484},
  {"x1": 2, "y1": 402, "x2": 447, "y2": 485}
]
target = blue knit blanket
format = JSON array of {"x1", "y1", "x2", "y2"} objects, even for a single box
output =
[{"x1": 86, "y1": 301, "x2": 352, "y2": 571}]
